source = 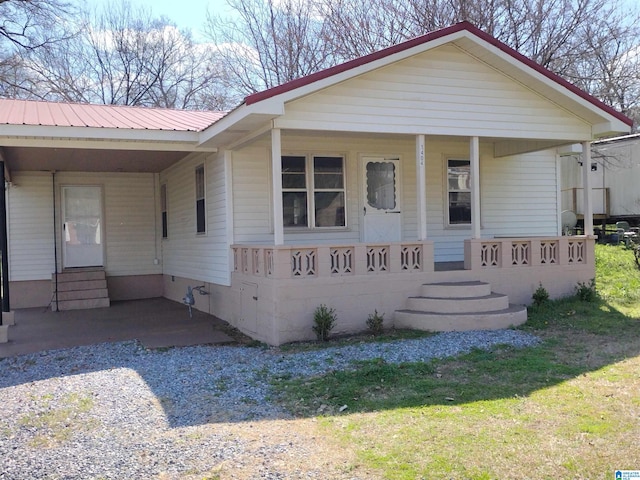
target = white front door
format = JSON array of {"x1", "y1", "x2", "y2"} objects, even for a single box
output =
[
  {"x1": 62, "y1": 186, "x2": 104, "y2": 268},
  {"x1": 362, "y1": 157, "x2": 402, "y2": 242}
]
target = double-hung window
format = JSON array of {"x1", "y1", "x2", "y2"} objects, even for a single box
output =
[
  {"x1": 195, "y1": 165, "x2": 206, "y2": 234},
  {"x1": 447, "y1": 159, "x2": 471, "y2": 225},
  {"x1": 282, "y1": 155, "x2": 345, "y2": 228}
]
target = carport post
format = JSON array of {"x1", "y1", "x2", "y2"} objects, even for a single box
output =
[{"x1": 0, "y1": 161, "x2": 9, "y2": 319}]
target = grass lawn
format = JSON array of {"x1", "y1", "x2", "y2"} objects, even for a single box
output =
[{"x1": 273, "y1": 243, "x2": 640, "y2": 479}]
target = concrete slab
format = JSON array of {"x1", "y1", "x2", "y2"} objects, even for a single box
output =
[{"x1": 0, "y1": 298, "x2": 244, "y2": 358}]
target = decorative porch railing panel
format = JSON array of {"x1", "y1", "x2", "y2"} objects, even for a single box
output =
[
  {"x1": 330, "y1": 247, "x2": 354, "y2": 275},
  {"x1": 401, "y1": 244, "x2": 423, "y2": 271},
  {"x1": 567, "y1": 239, "x2": 586, "y2": 264}
]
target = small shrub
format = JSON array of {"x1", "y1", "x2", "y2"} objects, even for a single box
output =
[
  {"x1": 366, "y1": 310, "x2": 385, "y2": 335},
  {"x1": 532, "y1": 283, "x2": 549, "y2": 307},
  {"x1": 312, "y1": 304, "x2": 336, "y2": 341},
  {"x1": 576, "y1": 278, "x2": 597, "y2": 302},
  {"x1": 634, "y1": 244, "x2": 640, "y2": 270}
]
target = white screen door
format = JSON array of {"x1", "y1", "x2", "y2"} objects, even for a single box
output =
[
  {"x1": 362, "y1": 157, "x2": 401, "y2": 242},
  {"x1": 62, "y1": 186, "x2": 104, "y2": 268}
]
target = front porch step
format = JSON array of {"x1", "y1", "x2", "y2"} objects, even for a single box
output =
[
  {"x1": 51, "y1": 269, "x2": 110, "y2": 311},
  {"x1": 421, "y1": 281, "x2": 492, "y2": 298},
  {"x1": 54, "y1": 298, "x2": 111, "y2": 311},
  {"x1": 406, "y1": 292, "x2": 509, "y2": 313},
  {"x1": 394, "y1": 280, "x2": 527, "y2": 332},
  {"x1": 394, "y1": 305, "x2": 528, "y2": 331}
]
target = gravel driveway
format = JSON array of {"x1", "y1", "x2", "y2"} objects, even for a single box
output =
[{"x1": 0, "y1": 330, "x2": 539, "y2": 479}]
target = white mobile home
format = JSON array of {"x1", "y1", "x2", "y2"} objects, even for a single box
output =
[
  {"x1": 0, "y1": 22, "x2": 631, "y2": 345},
  {"x1": 561, "y1": 134, "x2": 640, "y2": 226}
]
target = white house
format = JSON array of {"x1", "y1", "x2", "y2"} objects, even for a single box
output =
[{"x1": 0, "y1": 22, "x2": 631, "y2": 345}]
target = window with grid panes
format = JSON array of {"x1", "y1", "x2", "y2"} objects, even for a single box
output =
[
  {"x1": 282, "y1": 155, "x2": 345, "y2": 228},
  {"x1": 447, "y1": 159, "x2": 471, "y2": 225}
]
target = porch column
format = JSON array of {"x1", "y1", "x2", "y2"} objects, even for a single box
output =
[
  {"x1": 0, "y1": 160, "x2": 11, "y2": 334},
  {"x1": 416, "y1": 134, "x2": 427, "y2": 240},
  {"x1": 470, "y1": 136, "x2": 481, "y2": 239},
  {"x1": 271, "y1": 128, "x2": 284, "y2": 245},
  {"x1": 581, "y1": 141, "x2": 594, "y2": 236}
]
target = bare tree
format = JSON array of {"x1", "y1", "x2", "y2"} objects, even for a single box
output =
[
  {"x1": 19, "y1": 1, "x2": 233, "y2": 110},
  {"x1": 0, "y1": 0, "x2": 80, "y2": 97},
  {"x1": 204, "y1": 0, "x2": 335, "y2": 96}
]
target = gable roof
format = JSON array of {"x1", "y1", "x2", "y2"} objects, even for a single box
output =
[
  {"x1": 0, "y1": 98, "x2": 225, "y2": 132},
  {"x1": 243, "y1": 21, "x2": 632, "y2": 128}
]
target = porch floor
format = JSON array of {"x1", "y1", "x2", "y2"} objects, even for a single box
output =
[{"x1": 0, "y1": 298, "x2": 245, "y2": 359}]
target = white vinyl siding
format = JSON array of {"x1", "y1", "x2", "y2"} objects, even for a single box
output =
[
  {"x1": 8, "y1": 172, "x2": 56, "y2": 281},
  {"x1": 8, "y1": 171, "x2": 162, "y2": 280},
  {"x1": 160, "y1": 152, "x2": 229, "y2": 285},
  {"x1": 480, "y1": 151, "x2": 559, "y2": 237},
  {"x1": 277, "y1": 44, "x2": 591, "y2": 140},
  {"x1": 101, "y1": 173, "x2": 160, "y2": 276}
]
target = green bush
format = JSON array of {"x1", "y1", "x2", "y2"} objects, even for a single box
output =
[
  {"x1": 576, "y1": 279, "x2": 597, "y2": 302},
  {"x1": 366, "y1": 310, "x2": 385, "y2": 335},
  {"x1": 312, "y1": 304, "x2": 337, "y2": 341},
  {"x1": 532, "y1": 283, "x2": 549, "y2": 307}
]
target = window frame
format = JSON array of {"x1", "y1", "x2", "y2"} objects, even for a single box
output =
[
  {"x1": 445, "y1": 158, "x2": 472, "y2": 227},
  {"x1": 195, "y1": 164, "x2": 206, "y2": 234},
  {"x1": 160, "y1": 183, "x2": 168, "y2": 239},
  {"x1": 281, "y1": 154, "x2": 347, "y2": 229}
]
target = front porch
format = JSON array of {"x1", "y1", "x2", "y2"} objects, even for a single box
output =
[{"x1": 230, "y1": 235, "x2": 594, "y2": 345}]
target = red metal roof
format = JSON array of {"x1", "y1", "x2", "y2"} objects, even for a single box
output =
[
  {"x1": 244, "y1": 21, "x2": 633, "y2": 128},
  {"x1": 0, "y1": 99, "x2": 226, "y2": 131}
]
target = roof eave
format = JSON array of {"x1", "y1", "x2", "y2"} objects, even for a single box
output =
[{"x1": 0, "y1": 124, "x2": 217, "y2": 152}]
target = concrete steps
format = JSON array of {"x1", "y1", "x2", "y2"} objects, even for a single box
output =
[
  {"x1": 394, "y1": 281, "x2": 527, "y2": 332},
  {"x1": 51, "y1": 268, "x2": 110, "y2": 311}
]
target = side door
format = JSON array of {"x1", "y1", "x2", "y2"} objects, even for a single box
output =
[{"x1": 62, "y1": 185, "x2": 104, "y2": 268}]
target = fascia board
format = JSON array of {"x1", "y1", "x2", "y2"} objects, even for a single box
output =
[
  {"x1": 198, "y1": 100, "x2": 284, "y2": 146},
  {"x1": 591, "y1": 120, "x2": 632, "y2": 138},
  {"x1": 0, "y1": 124, "x2": 203, "y2": 144},
  {"x1": 0, "y1": 136, "x2": 216, "y2": 152}
]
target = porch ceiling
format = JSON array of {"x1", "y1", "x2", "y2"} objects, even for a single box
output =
[{"x1": 1, "y1": 146, "x2": 191, "y2": 173}]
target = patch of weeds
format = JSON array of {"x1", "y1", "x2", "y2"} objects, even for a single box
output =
[
  {"x1": 576, "y1": 278, "x2": 597, "y2": 302},
  {"x1": 312, "y1": 304, "x2": 337, "y2": 341},
  {"x1": 214, "y1": 376, "x2": 231, "y2": 393},
  {"x1": 18, "y1": 392, "x2": 97, "y2": 448},
  {"x1": 246, "y1": 340, "x2": 269, "y2": 349},
  {"x1": 278, "y1": 329, "x2": 435, "y2": 353},
  {"x1": 366, "y1": 310, "x2": 385, "y2": 335},
  {"x1": 531, "y1": 283, "x2": 549, "y2": 307}
]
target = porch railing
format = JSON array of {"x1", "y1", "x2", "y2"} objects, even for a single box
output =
[
  {"x1": 232, "y1": 236, "x2": 592, "y2": 280},
  {"x1": 464, "y1": 236, "x2": 591, "y2": 270},
  {"x1": 232, "y1": 242, "x2": 435, "y2": 279}
]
